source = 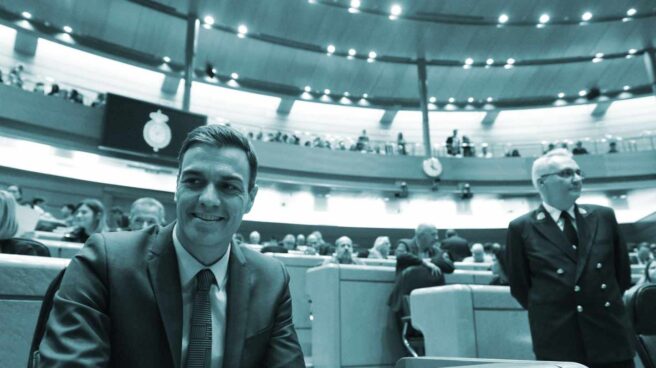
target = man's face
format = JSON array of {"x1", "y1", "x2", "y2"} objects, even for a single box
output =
[
  {"x1": 538, "y1": 156, "x2": 582, "y2": 209},
  {"x1": 130, "y1": 204, "x2": 163, "y2": 230},
  {"x1": 306, "y1": 235, "x2": 319, "y2": 248},
  {"x1": 7, "y1": 185, "x2": 21, "y2": 201},
  {"x1": 417, "y1": 226, "x2": 439, "y2": 250},
  {"x1": 175, "y1": 144, "x2": 257, "y2": 254},
  {"x1": 335, "y1": 238, "x2": 353, "y2": 260}
]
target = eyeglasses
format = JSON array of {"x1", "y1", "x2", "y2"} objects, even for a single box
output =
[{"x1": 541, "y1": 168, "x2": 584, "y2": 180}]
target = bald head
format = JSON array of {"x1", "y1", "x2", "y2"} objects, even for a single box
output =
[{"x1": 415, "y1": 224, "x2": 439, "y2": 250}]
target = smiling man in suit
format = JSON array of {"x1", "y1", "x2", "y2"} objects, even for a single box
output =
[
  {"x1": 39, "y1": 124, "x2": 305, "y2": 367},
  {"x1": 505, "y1": 148, "x2": 635, "y2": 368}
]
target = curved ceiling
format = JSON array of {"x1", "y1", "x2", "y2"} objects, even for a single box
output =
[{"x1": 0, "y1": 0, "x2": 655, "y2": 108}]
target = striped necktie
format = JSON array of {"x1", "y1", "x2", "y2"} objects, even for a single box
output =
[
  {"x1": 560, "y1": 211, "x2": 579, "y2": 249},
  {"x1": 185, "y1": 269, "x2": 215, "y2": 368}
]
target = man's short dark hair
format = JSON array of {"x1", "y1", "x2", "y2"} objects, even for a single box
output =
[
  {"x1": 64, "y1": 204, "x2": 75, "y2": 212},
  {"x1": 178, "y1": 124, "x2": 258, "y2": 191}
]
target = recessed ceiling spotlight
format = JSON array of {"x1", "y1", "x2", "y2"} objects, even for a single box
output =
[
  {"x1": 539, "y1": 14, "x2": 550, "y2": 24},
  {"x1": 578, "y1": 90, "x2": 587, "y2": 97},
  {"x1": 628, "y1": 48, "x2": 637, "y2": 54},
  {"x1": 348, "y1": 48, "x2": 356, "y2": 56},
  {"x1": 344, "y1": 92, "x2": 350, "y2": 96},
  {"x1": 327, "y1": 44, "x2": 336, "y2": 54},
  {"x1": 595, "y1": 53, "x2": 604, "y2": 58},
  {"x1": 498, "y1": 14, "x2": 509, "y2": 24},
  {"x1": 506, "y1": 58, "x2": 515, "y2": 65},
  {"x1": 465, "y1": 57, "x2": 474, "y2": 65},
  {"x1": 448, "y1": 97, "x2": 455, "y2": 103},
  {"x1": 237, "y1": 24, "x2": 248, "y2": 37},
  {"x1": 21, "y1": 11, "x2": 32, "y2": 19},
  {"x1": 429, "y1": 96, "x2": 437, "y2": 103},
  {"x1": 362, "y1": 93, "x2": 368, "y2": 98},
  {"x1": 390, "y1": 4, "x2": 402, "y2": 16},
  {"x1": 324, "y1": 89, "x2": 331, "y2": 95},
  {"x1": 368, "y1": 51, "x2": 377, "y2": 59},
  {"x1": 486, "y1": 58, "x2": 494, "y2": 65},
  {"x1": 230, "y1": 72, "x2": 239, "y2": 80},
  {"x1": 623, "y1": 85, "x2": 630, "y2": 91},
  {"x1": 581, "y1": 12, "x2": 593, "y2": 21},
  {"x1": 626, "y1": 8, "x2": 637, "y2": 16},
  {"x1": 162, "y1": 56, "x2": 171, "y2": 63},
  {"x1": 558, "y1": 92, "x2": 565, "y2": 98},
  {"x1": 63, "y1": 25, "x2": 73, "y2": 33},
  {"x1": 350, "y1": 0, "x2": 361, "y2": 8},
  {"x1": 203, "y1": 15, "x2": 215, "y2": 25},
  {"x1": 486, "y1": 97, "x2": 493, "y2": 103},
  {"x1": 467, "y1": 97, "x2": 475, "y2": 103},
  {"x1": 304, "y1": 86, "x2": 312, "y2": 92}
]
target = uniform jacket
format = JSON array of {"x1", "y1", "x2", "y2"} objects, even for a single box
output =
[
  {"x1": 506, "y1": 204, "x2": 635, "y2": 364},
  {"x1": 38, "y1": 223, "x2": 305, "y2": 368},
  {"x1": 440, "y1": 235, "x2": 471, "y2": 262}
]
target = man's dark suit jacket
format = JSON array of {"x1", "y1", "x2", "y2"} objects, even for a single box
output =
[
  {"x1": 440, "y1": 235, "x2": 470, "y2": 262},
  {"x1": 506, "y1": 204, "x2": 634, "y2": 364},
  {"x1": 38, "y1": 223, "x2": 305, "y2": 368}
]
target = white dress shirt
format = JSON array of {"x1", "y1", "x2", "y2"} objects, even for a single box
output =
[
  {"x1": 172, "y1": 224, "x2": 230, "y2": 368},
  {"x1": 542, "y1": 202, "x2": 578, "y2": 232}
]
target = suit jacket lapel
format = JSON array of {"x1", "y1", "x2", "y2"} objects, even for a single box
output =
[
  {"x1": 223, "y1": 243, "x2": 251, "y2": 368},
  {"x1": 531, "y1": 205, "x2": 577, "y2": 262},
  {"x1": 575, "y1": 205, "x2": 597, "y2": 281},
  {"x1": 146, "y1": 223, "x2": 182, "y2": 368}
]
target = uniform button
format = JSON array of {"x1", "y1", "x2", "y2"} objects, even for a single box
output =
[
  {"x1": 604, "y1": 301, "x2": 611, "y2": 308},
  {"x1": 577, "y1": 305, "x2": 583, "y2": 312},
  {"x1": 572, "y1": 245, "x2": 577, "y2": 250},
  {"x1": 601, "y1": 283, "x2": 607, "y2": 290},
  {"x1": 596, "y1": 263, "x2": 602, "y2": 269},
  {"x1": 574, "y1": 285, "x2": 581, "y2": 292},
  {"x1": 557, "y1": 268, "x2": 565, "y2": 275}
]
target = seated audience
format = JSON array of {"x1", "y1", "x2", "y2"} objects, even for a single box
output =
[
  {"x1": 608, "y1": 140, "x2": 619, "y2": 153},
  {"x1": 59, "y1": 203, "x2": 76, "y2": 226},
  {"x1": 107, "y1": 206, "x2": 129, "y2": 232},
  {"x1": 128, "y1": 197, "x2": 166, "y2": 230},
  {"x1": 281, "y1": 233, "x2": 297, "y2": 251},
  {"x1": 440, "y1": 229, "x2": 470, "y2": 262},
  {"x1": 446, "y1": 129, "x2": 461, "y2": 156},
  {"x1": 260, "y1": 241, "x2": 288, "y2": 254},
  {"x1": 397, "y1": 132, "x2": 407, "y2": 155},
  {"x1": 305, "y1": 231, "x2": 334, "y2": 255},
  {"x1": 625, "y1": 259, "x2": 656, "y2": 302},
  {"x1": 31, "y1": 197, "x2": 47, "y2": 215},
  {"x1": 360, "y1": 236, "x2": 391, "y2": 259},
  {"x1": 296, "y1": 233, "x2": 305, "y2": 246},
  {"x1": 6, "y1": 184, "x2": 27, "y2": 206},
  {"x1": 248, "y1": 230, "x2": 261, "y2": 244},
  {"x1": 572, "y1": 141, "x2": 589, "y2": 155},
  {"x1": 63, "y1": 199, "x2": 107, "y2": 243},
  {"x1": 462, "y1": 136, "x2": 475, "y2": 157},
  {"x1": 0, "y1": 190, "x2": 50, "y2": 256},
  {"x1": 324, "y1": 236, "x2": 361, "y2": 265},
  {"x1": 462, "y1": 243, "x2": 493, "y2": 263},
  {"x1": 395, "y1": 224, "x2": 455, "y2": 277},
  {"x1": 232, "y1": 232, "x2": 245, "y2": 246},
  {"x1": 635, "y1": 242, "x2": 654, "y2": 265}
]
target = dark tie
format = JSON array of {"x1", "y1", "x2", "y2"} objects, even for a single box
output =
[
  {"x1": 560, "y1": 211, "x2": 579, "y2": 248},
  {"x1": 185, "y1": 269, "x2": 215, "y2": 368}
]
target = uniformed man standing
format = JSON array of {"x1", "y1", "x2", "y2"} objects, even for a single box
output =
[{"x1": 505, "y1": 148, "x2": 635, "y2": 368}]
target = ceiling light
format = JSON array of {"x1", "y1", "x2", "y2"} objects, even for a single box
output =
[
  {"x1": 498, "y1": 14, "x2": 509, "y2": 24},
  {"x1": 467, "y1": 97, "x2": 474, "y2": 103},
  {"x1": 344, "y1": 92, "x2": 350, "y2": 96},
  {"x1": 506, "y1": 58, "x2": 515, "y2": 65},
  {"x1": 324, "y1": 89, "x2": 331, "y2": 95},
  {"x1": 486, "y1": 58, "x2": 494, "y2": 65},
  {"x1": 558, "y1": 92, "x2": 565, "y2": 98},
  {"x1": 595, "y1": 53, "x2": 604, "y2": 58},
  {"x1": 368, "y1": 51, "x2": 377, "y2": 59},
  {"x1": 230, "y1": 72, "x2": 239, "y2": 79},
  {"x1": 623, "y1": 85, "x2": 630, "y2": 91},
  {"x1": 390, "y1": 4, "x2": 402, "y2": 16},
  {"x1": 203, "y1": 16, "x2": 215, "y2": 25},
  {"x1": 486, "y1": 97, "x2": 493, "y2": 103},
  {"x1": 327, "y1": 44, "x2": 335, "y2": 54},
  {"x1": 350, "y1": 0, "x2": 361, "y2": 8},
  {"x1": 539, "y1": 14, "x2": 550, "y2": 24},
  {"x1": 465, "y1": 57, "x2": 473, "y2": 65},
  {"x1": 581, "y1": 12, "x2": 593, "y2": 21},
  {"x1": 63, "y1": 25, "x2": 73, "y2": 33},
  {"x1": 628, "y1": 48, "x2": 637, "y2": 54},
  {"x1": 362, "y1": 93, "x2": 368, "y2": 98},
  {"x1": 237, "y1": 24, "x2": 248, "y2": 36},
  {"x1": 429, "y1": 96, "x2": 436, "y2": 103},
  {"x1": 578, "y1": 90, "x2": 587, "y2": 97},
  {"x1": 21, "y1": 11, "x2": 32, "y2": 19},
  {"x1": 304, "y1": 86, "x2": 311, "y2": 92},
  {"x1": 348, "y1": 48, "x2": 356, "y2": 56},
  {"x1": 626, "y1": 8, "x2": 637, "y2": 16},
  {"x1": 448, "y1": 97, "x2": 455, "y2": 103},
  {"x1": 162, "y1": 56, "x2": 171, "y2": 63}
]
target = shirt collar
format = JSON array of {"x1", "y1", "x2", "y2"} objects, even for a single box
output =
[
  {"x1": 542, "y1": 201, "x2": 576, "y2": 223},
  {"x1": 172, "y1": 223, "x2": 231, "y2": 288}
]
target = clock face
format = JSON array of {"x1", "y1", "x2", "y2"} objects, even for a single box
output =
[
  {"x1": 143, "y1": 121, "x2": 172, "y2": 151},
  {"x1": 422, "y1": 157, "x2": 442, "y2": 178}
]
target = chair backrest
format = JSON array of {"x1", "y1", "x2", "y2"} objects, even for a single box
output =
[
  {"x1": 389, "y1": 265, "x2": 443, "y2": 314},
  {"x1": 625, "y1": 283, "x2": 656, "y2": 368}
]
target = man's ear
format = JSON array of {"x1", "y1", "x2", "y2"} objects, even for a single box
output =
[{"x1": 245, "y1": 185, "x2": 258, "y2": 213}]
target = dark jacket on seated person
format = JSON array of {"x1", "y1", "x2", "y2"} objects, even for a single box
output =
[
  {"x1": 260, "y1": 245, "x2": 288, "y2": 254},
  {"x1": 62, "y1": 227, "x2": 89, "y2": 243},
  {"x1": 0, "y1": 238, "x2": 51, "y2": 257}
]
